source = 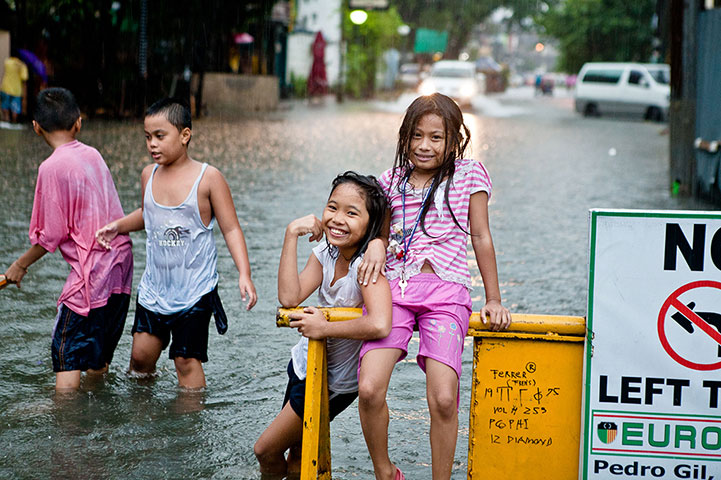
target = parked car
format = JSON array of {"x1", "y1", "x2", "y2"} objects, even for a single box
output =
[
  {"x1": 574, "y1": 62, "x2": 670, "y2": 121},
  {"x1": 418, "y1": 60, "x2": 485, "y2": 106},
  {"x1": 398, "y1": 63, "x2": 422, "y2": 88}
]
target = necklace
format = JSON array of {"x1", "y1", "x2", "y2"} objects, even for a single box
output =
[{"x1": 397, "y1": 172, "x2": 435, "y2": 298}]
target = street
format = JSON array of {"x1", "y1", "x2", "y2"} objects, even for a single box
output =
[{"x1": 0, "y1": 88, "x2": 714, "y2": 479}]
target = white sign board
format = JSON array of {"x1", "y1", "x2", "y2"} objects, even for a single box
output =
[
  {"x1": 348, "y1": 0, "x2": 389, "y2": 9},
  {"x1": 582, "y1": 210, "x2": 721, "y2": 480}
]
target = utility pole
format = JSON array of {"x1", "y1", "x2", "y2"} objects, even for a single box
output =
[{"x1": 668, "y1": 0, "x2": 698, "y2": 196}]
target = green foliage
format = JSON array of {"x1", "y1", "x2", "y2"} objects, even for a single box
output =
[
  {"x1": 391, "y1": 0, "x2": 559, "y2": 58},
  {"x1": 391, "y1": 0, "x2": 494, "y2": 58},
  {"x1": 13, "y1": 0, "x2": 277, "y2": 116},
  {"x1": 538, "y1": 0, "x2": 657, "y2": 73},
  {"x1": 342, "y1": 7, "x2": 404, "y2": 98},
  {"x1": 290, "y1": 72, "x2": 307, "y2": 98}
]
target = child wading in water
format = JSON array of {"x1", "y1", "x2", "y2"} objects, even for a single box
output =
[
  {"x1": 254, "y1": 172, "x2": 392, "y2": 477},
  {"x1": 358, "y1": 93, "x2": 512, "y2": 479},
  {"x1": 3, "y1": 88, "x2": 133, "y2": 390},
  {"x1": 96, "y1": 98, "x2": 257, "y2": 389}
]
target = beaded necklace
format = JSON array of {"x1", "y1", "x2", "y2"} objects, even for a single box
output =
[{"x1": 390, "y1": 172, "x2": 435, "y2": 298}]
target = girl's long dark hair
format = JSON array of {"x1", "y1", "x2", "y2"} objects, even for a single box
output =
[
  {"x1": 392, "y1": 93, "x2": 471, "y2": 235},
  {"x1": 326, "y1": 171, "x2": 388, "y2": 264}
]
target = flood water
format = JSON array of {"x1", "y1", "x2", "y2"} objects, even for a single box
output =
[{"x1": 0, "y1": 89, "x2": 714, "y2": 478}]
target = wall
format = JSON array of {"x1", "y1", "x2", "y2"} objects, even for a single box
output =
[
  {"x1": 202, "y1": 73, "x2": 279, "y2": 114},
  {"x1": 286, "y1": 0, "x2": 342, "y2": 87},
  {"x1": 0, "y1": 30, "x2": 9, "y2": 83}
]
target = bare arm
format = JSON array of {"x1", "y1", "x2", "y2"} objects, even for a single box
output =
[
  {"x1": 469, "y1": 191, "x2": 511, "y2": 331},
  {"x1": 95, "y1": 208, "x2": 144, "y2": 249},
  {"x1": 96, "y1": 165, "x2": 151, "y2": 248},
  {"x1": 288, "y1": 273, "x2": 393, "y2": 340},
  {"x1": 206, "y1": 166, "x2": 257, "y2": 310},
  {"x1": 278, "y1": 215, "x2": 324, "y2": 307},
  {"x1": 3, "y1": 244, "x2": 48, "y2": 288},
  {"x1": 357, "y1": 207, "x2": 390, "y2": 285}
]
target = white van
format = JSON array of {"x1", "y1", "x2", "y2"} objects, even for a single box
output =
[{"x1": 574, "y1": 62, "x2": 670, "y2": 121}]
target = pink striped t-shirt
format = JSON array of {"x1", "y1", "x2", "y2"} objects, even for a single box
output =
[
  {"x1": 379, "y1": 158, "x2": 492, "y2": 290},
  {"x1": 29, "y1": 140, "x2": 133, "y2": 316}
]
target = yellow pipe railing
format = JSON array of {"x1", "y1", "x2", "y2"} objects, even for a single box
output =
[
  {"x1": 276, "y1": 307, "x2": 587, "y2": 480},
  {"x1": 277, "y1": 307, "x2": 585, "y2": 336}
]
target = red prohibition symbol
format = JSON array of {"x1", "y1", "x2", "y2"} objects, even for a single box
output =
[{"x1": 657, "y1": 280, "x2": 721, "y2": 371}]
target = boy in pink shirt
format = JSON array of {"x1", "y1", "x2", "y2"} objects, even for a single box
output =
[{"x1": 3, "y1": 88, "x2": 133, "y2": 390}]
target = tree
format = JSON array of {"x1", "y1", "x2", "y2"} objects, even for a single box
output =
[
  {"x1": 5, "y1": 0, "x2": 278, "y2": 117},
  {"x1": 391, "y1": 1, "x2": 558, "y2": 60},
  {"x1": 538, "y1": 0, "x2": 657, "y2": 73},
  {"x1": 343, "y1": 7, "x2": 404, "y2": 98},
  {"x1": 392, "y1": 0, "x2": 495, "y2": 59}
]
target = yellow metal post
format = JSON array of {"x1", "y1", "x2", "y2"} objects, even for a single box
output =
[
  {"x1": 277, "y1": 308, "x2": 345, "y2": 480},
  {"x1": 300, "y1": 338, "x2": 332, "y2": 480}
]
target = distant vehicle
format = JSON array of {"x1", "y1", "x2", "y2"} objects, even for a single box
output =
[
  {"x1": 398, "y1": 63, "x2": 422, "y2": 88},
  {"x1": 475, "y1": 56, "x2": 502, "y2": 73},
  {"x1": 476, "y1": 56, "x2": 505, "y2": 92},
  {"x1": 418, "y1": 60, "x2": 485, "y2": 106},
  {"x1": 535, "y1": 74, "x2": 554, "y2": 96},
  {"x1": 574, "y1": 62, "x2": 670, "y2": 122}
]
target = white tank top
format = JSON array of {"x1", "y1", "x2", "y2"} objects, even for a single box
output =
[
  {"x1": 291, "y1": 244, "x2": 364, "y2": 394},
  {"x1": 137, "y1": 163, "x2": 218, "y2": 314}
]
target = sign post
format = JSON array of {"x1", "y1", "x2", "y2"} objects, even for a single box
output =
[{"x1": 582, "y1": 210, "x2": 721, "y2": 479}]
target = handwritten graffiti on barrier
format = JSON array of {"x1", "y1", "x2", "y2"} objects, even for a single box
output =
[{"x1": 482, "y1": 362, "x2": 560, "y2": 447}]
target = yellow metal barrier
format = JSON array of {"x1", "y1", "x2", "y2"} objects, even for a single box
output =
[
  {"x1": 276, "y1": 308, "x2": 586, "y2": 480},
  {"x1": 467, "y1": 314, "x2": 585, "y2": 480}
]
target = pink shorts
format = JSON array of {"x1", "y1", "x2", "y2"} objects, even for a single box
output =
[{"x1": 359, "y1": 273, "x2": 472, "y2": 379}]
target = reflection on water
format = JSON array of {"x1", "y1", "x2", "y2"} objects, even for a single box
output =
[{"x1": 0, "y1": 97, "x2": 715, "y2": 479}]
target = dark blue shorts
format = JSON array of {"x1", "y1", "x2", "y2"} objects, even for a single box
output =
[
  {"x1": 52, "y1": 293, "x2": 130, "y2": 372},
  {"x1": 132, "y1": 287, "x2": 226, "y2": 362},
  {"x1": 1, "y1": 92, "x2": 22, "y2": 115},
  {"x1": 283, "y1": 360, "x2": 358, "y2": 421}
]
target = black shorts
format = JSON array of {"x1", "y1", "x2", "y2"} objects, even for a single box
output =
[
  {"x1": 283, "y1": 360, "x2": 358, "y2": 421},
  {"x1": 132, "y1": 287, "x2": 226, "y2": 362},
  {"x1": 52, "y1": 293, "x2": 130, "y2": 372}
]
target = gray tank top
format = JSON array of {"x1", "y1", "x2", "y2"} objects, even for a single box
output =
[{"x1": 137, "y1": 163, "x2": 218, "y2": 314}]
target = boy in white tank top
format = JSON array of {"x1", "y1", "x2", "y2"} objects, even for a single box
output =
[{"x1": 96, "y1": 98, "x2": 257, "y2": 389}]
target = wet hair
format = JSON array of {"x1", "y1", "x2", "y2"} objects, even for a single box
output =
[
  {"x1": 146, "y1": 98, "x2": 192, "y2": 138},
  {"x1": 33, "y1": 88, "x2": 81, "y2": 132},
  {"x1": 392, "y1": 93, "x2": 471, "y2": 235},
  {"x1": 325, "y1": 171, "x2": 388, "y2": 264}
]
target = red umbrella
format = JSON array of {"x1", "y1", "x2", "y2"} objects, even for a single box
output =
[{"x1": 307, "y1": 32, "x2": 328, "y2": 96}]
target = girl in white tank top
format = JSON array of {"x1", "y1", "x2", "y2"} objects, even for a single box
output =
[{"x1": 254, "y1": 172, "x2": 392, "y2": 476}]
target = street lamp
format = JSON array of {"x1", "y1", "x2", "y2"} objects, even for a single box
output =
[
  {"x1": 341, "y1": 9, "x2": 368, "y2": 100},
  {"x1": 349, "y1": 10, "x2": 368, "y2": 25}
]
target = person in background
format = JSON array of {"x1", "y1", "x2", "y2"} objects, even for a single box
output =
[{"x1": 1, "y1": 53, "x2": 29, "y2": 126}]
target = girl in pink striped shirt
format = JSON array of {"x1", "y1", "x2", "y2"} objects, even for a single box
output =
[{"x1": 357, "y1": 93, "x2": 511, "y2": 480}]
